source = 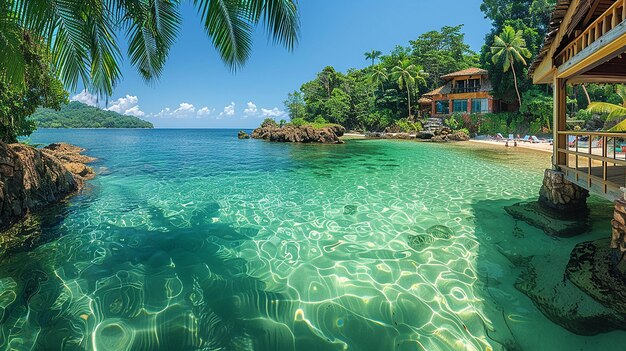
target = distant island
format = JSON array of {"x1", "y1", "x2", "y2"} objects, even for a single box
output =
[{"x1": 30, "y1": 101, "x2": 153, "y2": 129}]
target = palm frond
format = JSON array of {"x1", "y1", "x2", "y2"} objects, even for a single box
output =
[
  {"x1": 194, "y1": 0, "x2": 254, "y2": 70},
  {"x1": 587, "y1": 102, "x2": 626, "y2": 120},
  {"x1": 247, "y1": 0, "x2": 299, "y2": 49},
  {"x1": 0, "y1": 1, "x2": 26, "y2": 88},
  {"x1": 122, "y1": 0, "x2": 181, "y2": 83},
  {"x1": 609, "y1": 118, "x2": 626, "y2": 132}
]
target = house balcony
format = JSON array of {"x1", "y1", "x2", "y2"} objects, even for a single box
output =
[{"x1": 450, "y1": 86, "x2": 481, "y2": 94}]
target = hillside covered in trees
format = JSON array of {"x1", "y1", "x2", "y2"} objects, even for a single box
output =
[{"x1": 31, "y1": 101, "x2": 153, "y2": 129}]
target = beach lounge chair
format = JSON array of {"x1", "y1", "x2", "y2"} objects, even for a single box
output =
[
  {"x1": 568, "y1": 135, "x2": 577, "y2": 147},
  {"x1": 521, "y1": 135, "x2": 530, "y2": 142},
  {"x1": 496, "y1": 133, "x2": 504, "y2": 140},
  {"x1": 508, "y1": 134, "x2": 514, "y2": 141},
  {"x1": 530, "y1": 136, "x2": 540, "y2": 143}
]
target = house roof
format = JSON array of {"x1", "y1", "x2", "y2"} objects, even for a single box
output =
[
  {"x1": 417, "y1": 97, "x2": 432, "y2": 104},
  {"x1": 440, "y1": 68, "x2": 488, "y2": 80},
  {"x1": 529, "y1": 0, "x2": 572, "y2": 75},
  {"x1": 423, "y1": 86, "x2": 445, "y2": 96}
]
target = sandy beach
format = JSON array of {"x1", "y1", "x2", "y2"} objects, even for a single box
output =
[{"x1": 469, "y1": 139, "x2": 552, "y2": 153}]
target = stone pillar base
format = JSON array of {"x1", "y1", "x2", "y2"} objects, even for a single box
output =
[
  {"x1": 538, "y1": 169, "x2": 589, "y2": 213},
  {"x1": 611, "y1": 199, "x2": 626, "y2": 254}
]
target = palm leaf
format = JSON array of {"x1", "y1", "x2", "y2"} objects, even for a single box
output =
[
  {"x1": 122, "y1": 0, "x2": 181, "y2": 83},
  {"x1": 247, "y1": 0, "x2": 299, "y2": 49},
  {"x1": 609, "y1": 118, "x2": 626, "y2": 132},
  {"x1": 587, "y1": 102, "x2": 626, "y2": 120},
  {"x1": 0, "y1": 1, "x2": 25, "y2": 88}
]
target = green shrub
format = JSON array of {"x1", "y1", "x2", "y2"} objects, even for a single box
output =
[
  {"x1": 261, "y1": 118, "x2": 279, "y2": 128},
  {"x1": 290, "y1": 118, "x2": 307, "y2": 127},
  {"x1": 313, "y1": 116, "x2": 328, "y2": 124},
  {"x1": 456, "y1": 128, "x2": 470, "y2": 136}
]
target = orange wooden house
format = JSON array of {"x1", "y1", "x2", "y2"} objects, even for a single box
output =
[{"x1": 419, "y1": 68, "x2": 497, "y2": 117}]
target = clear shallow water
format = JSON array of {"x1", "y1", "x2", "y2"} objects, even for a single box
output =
[{"x1": 0, "y1": 129, "x2": 624, "y2": 350}]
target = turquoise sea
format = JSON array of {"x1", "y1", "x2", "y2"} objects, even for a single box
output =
[{"x1": 1, "y1": 129, "x2": 624, "y2": 350}]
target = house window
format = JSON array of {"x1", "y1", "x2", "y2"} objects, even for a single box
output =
[
  {"x1": 453, "y1": 99, "x2": 468, "y2": 113},
  {"x1": 472, "y1": 98, "x2": 489, "y2": 113},
  {"x1": 436, "y1": 101, "x2": 449, "y2": 114}
]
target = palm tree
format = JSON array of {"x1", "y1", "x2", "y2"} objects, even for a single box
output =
[
  {"x1": 2, "y1": 0, "x2": 300, "y2": 96},
  {"x1": 364, "y1": 50, "x2": 382, "y2": 66},
  {"x1": 491, "y1": 26, "x2": 531, "y2": 106},
  {"x1": 587, "y1": 85, "x2": 626, "y2": 131},
  {"x1": 369, "y1": 65, "x2": 388, "y2": 93},
  {"x1": 391, "y1": 59, "x2": 426, "y2": 120}
]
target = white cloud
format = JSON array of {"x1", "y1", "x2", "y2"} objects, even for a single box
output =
[
  {"x1": 197, "y1": 107, "x2": 214, "y2": 117},
  {"x1": 261, "y1": 107, "x2": 287, "y2": 118},
  {"x1": 124, "y1": 106, "x2": 145, "y2": 117},
  {"x1": 150, "y1": 102, "x2": 204, "y2": 119},
  {"x1": 106, "y1": 95, "x2": 146, "y2": 117},
  {"x1": 243, "y1": 102, "x2": 258, "y2": 117},
  {"x1": 71, "y1": 90, "x2": 98, "y2": 107},
  {"x1": 174, "y1": 102, "x2": 195, "y2": 116},
  {"x1": 218, "y1": 102, "x2": 236, "y2": 119}
]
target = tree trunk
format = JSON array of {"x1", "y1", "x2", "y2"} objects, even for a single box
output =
[
  {"x1": 407, "y1": 87, "x2": 412, "y2": 121},
  {"x1": 511, "y1": 62, "x2": 522, "y2": 107},
  {"x1": 582, "y1": 84, "x2": 591, "y2": 106}
]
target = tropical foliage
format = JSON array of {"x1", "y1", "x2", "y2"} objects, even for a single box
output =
[
  {"x1": 2, "y1": 0, "x2": 300, "y2": 97},
  {"x1": 0, "y1": 33, "x2": 67, "y2": 143},
  {"x1": 31, "y1": 101, "x2": 154, "y2": 129},
  {"x1": 283, "y1": 26, "x2": 478, "y2": 131},
  {"x1": 587, "y1": 85, "x2": 626, "y2": 131}
]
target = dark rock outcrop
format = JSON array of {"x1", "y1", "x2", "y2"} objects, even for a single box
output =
[
  {"x1": 430, "y1": 127, "x2": 469, "y2": 142},
  {"x1": 515, "y1": 252, "x2": 626, "y2": 336},
  {"x1": 252, "y1": 124, "x2": 345, "y2": 144},
  {"x1": 0, "y1": 142, "x2": 95, "y2": 231},
  {"x1": 237, "y1": 130, "x2": 250, "y2": 139},
  {"x1": 566, "y1": 239, "x2": 626, "y2": 316},
  {"x1": 505, "y1": 201, "x2": 590, "y2": 237}
]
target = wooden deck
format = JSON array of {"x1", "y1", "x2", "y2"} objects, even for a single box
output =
[{"x1": 562, "y1": 165, "x2": 626, "y2": 200}]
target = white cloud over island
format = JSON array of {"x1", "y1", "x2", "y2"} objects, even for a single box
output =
[{"x1": 71, "y1": 91, "x2": 286, "y2": 123}]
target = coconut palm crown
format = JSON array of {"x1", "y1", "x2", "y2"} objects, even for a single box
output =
[{"x1": 1, "y1": 0, "x2": 300, "y2": 97}]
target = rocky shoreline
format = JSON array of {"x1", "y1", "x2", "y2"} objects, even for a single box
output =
[
  {"x1": 365, "y1": 127, "x2": 470, "y2": 142},
  {"x1": 0, "y1": 142, "x2": 95, "y2": 231}
]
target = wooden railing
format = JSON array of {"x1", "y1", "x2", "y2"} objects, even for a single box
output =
[
  {"x1": 556, "y1": 131, "x2": 626, "y2": 199},
  {"x1": 556, "y1": 0, "x2": 626, "y2": 65}
]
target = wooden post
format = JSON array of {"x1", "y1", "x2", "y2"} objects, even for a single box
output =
[{"x1": 553, "y1": 76, "x2": 567, "y2": 168}]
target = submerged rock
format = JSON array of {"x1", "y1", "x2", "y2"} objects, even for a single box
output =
[
  {"x1": 504, "y1": 201, "x2": 590, "y2": 237},
  {"x1": 407, "y1": 234, "x2": 435, "y2": 250},
  {"x1": 343, "y1": 204, "x2": 358, "y2": 215},
  {"x1": 407, "y1": 225, "x2": 454, "y2": 250},
  {"x1": 566, "y1": 239, "x2": 626, "y2": 315},
  {"x1": 515, "y1": 250, "x2": 626, "y2": 335},
  {"x1": 426, "y1": 224, "x2": 454, "y2": 239},
  {"x1": 251, "y1": 124, "x2": 345, "y2": 144},
  {"x1": 238, "y1": 130, "x2": 250, "y2": 139},
  {"x1": 0, "y1": 142, "x2": 95, "y2": 231}
]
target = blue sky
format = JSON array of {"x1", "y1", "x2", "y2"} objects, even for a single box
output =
[{"x1": 72, "y1": 0, "x2": 490, "y2": 128}]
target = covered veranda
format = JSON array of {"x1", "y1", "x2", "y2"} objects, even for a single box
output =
[{"x1": 531, "y1": 0, "x2": 626, "y2": 202}]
